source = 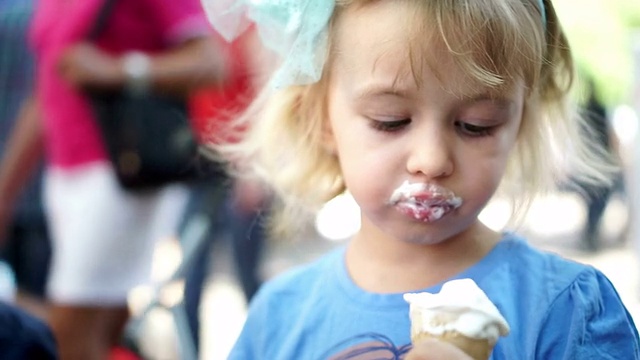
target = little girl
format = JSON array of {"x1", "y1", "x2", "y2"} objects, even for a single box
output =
[{"x1": 210, "y1": 0, "x2": 640, "y2": 358}]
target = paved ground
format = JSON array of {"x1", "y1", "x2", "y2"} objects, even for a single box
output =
[{"x1": 131, "y1": 192, "x2": 640, "y2": 360}]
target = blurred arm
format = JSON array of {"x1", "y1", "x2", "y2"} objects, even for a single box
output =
[
  {"x1": 146, "y1": 36, "x2": 227, "y2": 94},
  {"x1": 58, "y1": 36, "x2": 226, "y2": 96},
  {"x1": 0, "y1": 96, "x2": 44, "y2": 243}
]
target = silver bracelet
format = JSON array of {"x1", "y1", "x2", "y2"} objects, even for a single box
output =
[{"x1": 122, "y1": 51, "x2": 151, "y2": 95}]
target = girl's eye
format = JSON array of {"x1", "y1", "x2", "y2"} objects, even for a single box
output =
[
  {"x1": 455, "y1": 121, "x2": 495, "y2": 137},
  {"x1": 369, "y1": 119, "x2": 411, "y2": 132}
]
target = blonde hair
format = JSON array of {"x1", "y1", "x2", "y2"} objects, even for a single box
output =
[{"x1": 213, "y1": 0, "x2": 617, "y2": 235}]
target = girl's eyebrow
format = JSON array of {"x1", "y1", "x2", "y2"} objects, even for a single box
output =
[
  {"x1": 464, "y1": 94, "x2": 517, "y2": 109},
  {"x1": 353, "y1": 81, "x2": 519, "y2": 111},
  {"x1": 354, "y1": 83, "x2": 413, "y2": 100},
  {"x1": 354, "y1": 87, "x2": 516, "y2": 109}
]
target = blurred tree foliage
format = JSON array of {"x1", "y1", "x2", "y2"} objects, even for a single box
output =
[
  {"x1": 614, "y1": 0, "x2": 640, "y2": 27},
  {"x1": 555, "y1": 0, "x2": 640, "y2": 106}
]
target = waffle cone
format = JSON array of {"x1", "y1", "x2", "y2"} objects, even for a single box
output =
[{"x1": 412, "y1": 331, "x2": 493, "y2": 360}]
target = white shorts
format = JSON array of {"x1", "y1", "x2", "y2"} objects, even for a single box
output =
[{"x1": 44, "y1": 162, "x2": 189, "y2": 306}]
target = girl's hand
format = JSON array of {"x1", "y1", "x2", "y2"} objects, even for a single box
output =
[
  {"x1": 406, "y1": 339, "x2": 474, "y2": 360},
  {"x1": 58, "y1": 43, "x2": 124, "y2": 90}
]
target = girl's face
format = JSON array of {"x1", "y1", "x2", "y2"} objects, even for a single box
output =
[{"x1": 325, "y1": 2, "x2": 525, "y2": 245}]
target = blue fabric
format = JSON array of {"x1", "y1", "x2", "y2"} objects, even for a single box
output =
[
  {"x1": 0, "y1": 0, "x2": 45, "y2": 221},
  {"x1": 1, "y1": 219, "x2": 51, "y2": 297},
  {"x1": 0, "y1": 301, "x2": 58, "y2": 359},
  {"x1": 537, "y1": 0, "x2": 546, "y2": 26},
  {"x1": 229, "y1": 234, "x2": 639, "y2": 359},
  {"x1": 0, "y1": 0, "x2": 51, "y2": 299}
]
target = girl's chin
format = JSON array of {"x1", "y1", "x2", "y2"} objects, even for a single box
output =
[
  {"x1": 401, "y1": 235, "x2": 451, "y2": 246},
  {"x1": 390, "y1": 219, "x2": 484, "y2": 247}
]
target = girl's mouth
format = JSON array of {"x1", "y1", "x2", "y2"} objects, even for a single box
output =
[{"x1": 389, "y1": 181, "x2": 463, "y2": 222}]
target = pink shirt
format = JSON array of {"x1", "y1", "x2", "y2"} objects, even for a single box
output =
[{"x1": 30, "y1": 0, "x2": 212, "y2": 168}]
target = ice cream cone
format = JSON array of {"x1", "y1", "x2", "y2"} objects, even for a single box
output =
[
  {"x1": 412, "y1": 331, "x2": 493, "y2": 360},
  {"x1": 404, "y1": 279, "x2": 510, "y2": 360}
]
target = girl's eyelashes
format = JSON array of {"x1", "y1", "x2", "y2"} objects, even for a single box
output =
[
  {"x1": 366, "y1": 114, "x2": 499, "y2": 137},
  {"x1": 454, "y1": 121, "x2": 496, "y2": 137},
  {"x1": 369, "y1": 118, "x2": 411, "y2": 132},
  {"x1": 369, "y1": 118, "x2": 496, "y2": 137}
]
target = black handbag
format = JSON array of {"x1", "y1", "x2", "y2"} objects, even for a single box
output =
[
  {"x1": 89, "y1": 92, "x2": 210, "y2": 189},
  {"x1": 87, "y1": 0, "x2": 220, "y2": 190}
]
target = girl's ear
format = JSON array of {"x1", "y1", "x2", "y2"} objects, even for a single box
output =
[{"x1": 321, "y1": 119, "x2": 337, "y2": 155}]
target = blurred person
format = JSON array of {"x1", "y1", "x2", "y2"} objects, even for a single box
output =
[
  {"x1": 182, "y1": 29, "x2": 270, "y2": 354},
  {"x1": 0, "y1": 0, "x2": 225, "y2": 359},
  {"x1": 577, "y1": 79, "x2": 624, "y2": 252},
  {"x1": 631, "y1": 106, "x2": 640, "y2": 299},
  {"x1": 631, "y1": 33, "x2": 640, "y2": 300},
  {"x1": 0, "y1": 0, "x2": 52, "y2": 321},
  {"x1": 179, "y1": 176, "x2": 268, "y2": 355},
  {"x1": 211, "y1": 0, "x2": 639, "y2": 358}
]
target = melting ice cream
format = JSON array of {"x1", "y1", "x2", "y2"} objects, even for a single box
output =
[
  {"x1": 389, "y1": 181, "x2": 462, "y2": 222},
  {"x1": 403, "y1": 279, "x2": 510, "y2": 360}
]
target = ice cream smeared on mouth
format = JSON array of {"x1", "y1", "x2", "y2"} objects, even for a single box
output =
[
  {"x1": 403, "y1": 278, "x2": 510, "y2": 345},
  {"x1": 389, "y1": 181, "x2": 462, "y2": 222}
]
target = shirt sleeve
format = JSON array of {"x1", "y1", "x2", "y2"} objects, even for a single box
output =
[
  {"x1": 142, "y1": 0, "x2": 212, "y2": 45},
  {"x1": 535, "y1": 268, "x2": 640, "y2": 359},
  {"x1": 227, "y1": 285, "x2": 272, "y2": 360}
]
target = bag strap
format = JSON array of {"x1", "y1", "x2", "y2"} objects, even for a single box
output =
[{"x1": 87, "y1": 0, "x2": 119, "y2": 41}]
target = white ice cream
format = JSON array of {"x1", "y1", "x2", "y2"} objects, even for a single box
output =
[
  {"x1": 389, "y1": 181, "x2": 463, "y2": 221},
  {"x1": 403, "y1": 278, "x2": 510, "y2": 344},
  {"x1": 390, "y1": 181, "x2": 462, "y2": 205}
]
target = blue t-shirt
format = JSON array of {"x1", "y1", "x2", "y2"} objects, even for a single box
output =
[{"x1": 229, "y1": 234, "x2": 640, "y2": 359}]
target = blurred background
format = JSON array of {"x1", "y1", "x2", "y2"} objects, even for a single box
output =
[{"x1": 2, "y1": 1, "x2": 640, "y2": 359}]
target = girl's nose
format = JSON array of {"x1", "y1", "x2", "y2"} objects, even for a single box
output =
[{"x1": 405, "y1": 129, "x2": 454, "y2": 179}]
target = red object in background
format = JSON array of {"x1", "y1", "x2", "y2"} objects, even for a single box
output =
[
  {"x1": 109, "y1": 346, "x2": 141, "y2": 360},
  {"x1": 188, "y1": 31, "x2": 254, "y2": 145}
]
